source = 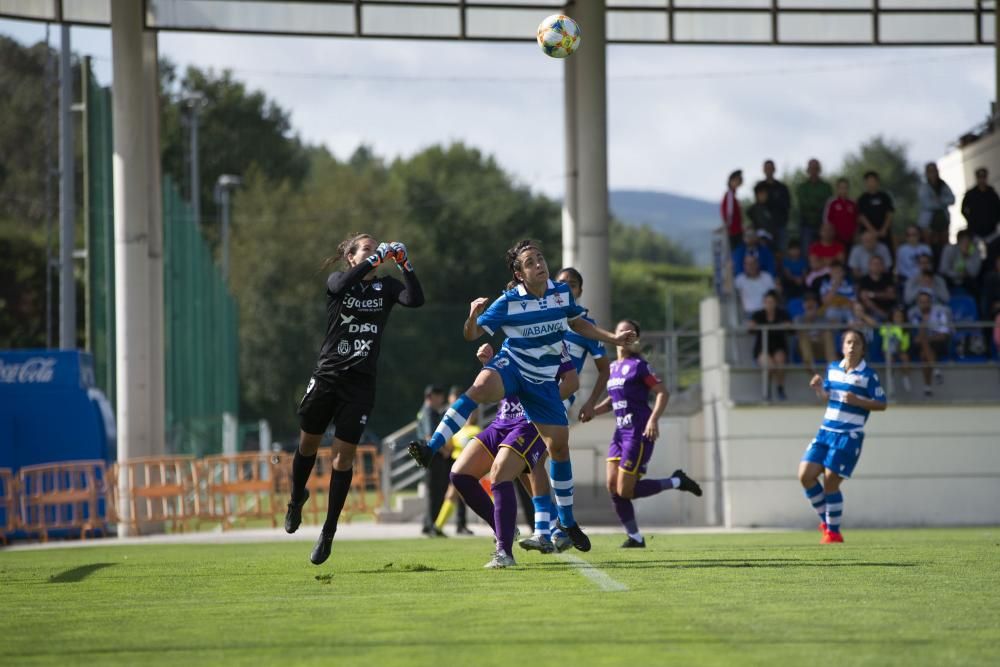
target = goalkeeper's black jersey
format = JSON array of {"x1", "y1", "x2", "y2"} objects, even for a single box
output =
[{"x1": 312, "y1": 264, "x2": 424, "y2": 381}]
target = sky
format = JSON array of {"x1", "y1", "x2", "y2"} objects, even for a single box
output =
[{"x1": 1, "y1": 16, "x2": 993, "y2": 203}]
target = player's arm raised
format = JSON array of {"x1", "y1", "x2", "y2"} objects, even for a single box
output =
[
  {"x1": 463, "y1": 297, "x2": 491, "y2": 341},
  {"x1": 569, "y1": 316, "x2": 636, "y2": 347}
]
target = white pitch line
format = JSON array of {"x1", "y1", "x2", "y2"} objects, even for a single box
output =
[{"x1": 558, "y1": 553, "x2": 628, "y2": 592}]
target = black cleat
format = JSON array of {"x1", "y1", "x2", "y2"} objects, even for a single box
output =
[
  {"x1": 560, "y1": 522, "x2": 591, "y2": 552},
  {"x1": 284, "y1": 489, "x2": 310, "y2": 534},
  {"x1": 621, "y1": 537, "x2": 646, "y2": 549},
  {"x1": 673, "y1": 469, "x2": 703, "y2": 497},
  {"x1": 310, "y1": 530, "x2": 334, "y2": 565},
  {"x1": 407, "y1": 440, "x2": 433, "y2": 468}
]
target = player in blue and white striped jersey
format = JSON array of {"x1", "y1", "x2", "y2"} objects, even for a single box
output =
[
  {"x1": 408, "y1": 240, "x2": 633, "y2": 564},
  {"x1": 518, "y1": 267, "x2": 613, "y2": 554},
  {"x1": 798, "y1": 329, "x2": 888, "y2": 544}
]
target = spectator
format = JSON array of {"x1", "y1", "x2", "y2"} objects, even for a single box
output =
[
  {"x1": 804, "y1": 252, "x2": 831, "y2": 292},
  {"x1": 747, "y1": 182, "x2": 776, "y2": 244},
  {"x1": 416, "y1": 384, "x2": 451, "y2": 537},
  {"x1": 857, "y1": 171, "x2": 895, "y2": 251},
  {"x1": 847, "y1": 301, "x2": 878, "y2": 347},
  {"x1": 721, "y1": 169, "x2": 744, "y2": 249},
  {"x1": 962, "y1": 167, "x2": 1000, "y2": 242},
  {"x1": 980, "y1": 255, "x2": 1000, "y2": 322},
  {"x1": 903, "y1": 252, "x2": 950, "y2": 307},
  {"x1": 780, "y1": 239, "x2": 807, "y2": 299},
  {"x1": 756, "y1": 159, "x2": 792, "y2": 251},
  {"x1": 918, "y1": 162, "x2": 956, "y2": 258},
  {"x1": 938, "y1": 229, "x2": 982, "y2": 298},
  {"x1": 796, "y1": 158, "x2": 833, "y2": 252},
  {"x1": 879, "y1": 308, "x2": 913, "y2": 393},
  {"x1": 907, "y1": 291, "x2": 952, "y2": 397},
  {"x1": 858, "y1": 254, "x2": 897, "y2": 321},
  {"x1": 847, "y1": 229, "x2": 893, "y2": 280},
  {"x1": 732, "y1": 227, "x2": 777, "y2": 277},
  {"x1": 819, "y1": 261, "x2": 856, "y2": 323},
  {"x1": 734, "y1": 254, "x2": 776, "y2": 318},
  {"x1": 823, "y1": 177, "x2": 859, "y2": 250},
  {"x1": 808, "y1": 221, "x2": 846, "y2": 269},
  {"x1": 748, "y1": 290, "x2": 790, "y2": 400},
  {"x1": 896, "y1": 224, "x2": 932, "y2": 283},
  {"x1": 794, "y1": 291, "x2": 835, "y2": 376}
]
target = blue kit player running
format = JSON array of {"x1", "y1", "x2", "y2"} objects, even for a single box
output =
[
  {"x1": 408, "y1": 239, "x2": 634, "y2": 556},
  {"x1": 798, "y1": 329, "x2": 888, "y2": 544}
]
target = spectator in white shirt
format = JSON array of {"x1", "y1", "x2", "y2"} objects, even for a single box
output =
[
  {"x1": 734, "y1": 254, "x2": 776, "y2": 318},
  {"x1": 847, "y1": 230, "x2": 893, "y2": 280},
  {"x1": 907, "y1": 290, "x2": 952, "y2": 397},
  {"x1": 896, "y1": 224, "x2": 932, "y2": 282}
]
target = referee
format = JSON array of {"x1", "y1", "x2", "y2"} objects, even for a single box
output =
[{"x1": 285, "y1": 233, "x2": 424, "y2": 565}]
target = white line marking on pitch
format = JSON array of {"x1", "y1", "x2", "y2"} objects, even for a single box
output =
[{"x1": 558, "y1": 553, "x2": 628, "y2": 592}]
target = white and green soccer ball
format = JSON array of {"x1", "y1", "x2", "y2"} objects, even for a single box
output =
[{"x1": 536, "y1": 14, "x2": 581, "y2": 59}]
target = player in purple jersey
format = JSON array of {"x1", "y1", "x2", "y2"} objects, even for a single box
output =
[
  {"x1": 445, "y1": 343, "x2": 579, "y2": 568},
  {"x1": 584, "y1": 319, "x2": 703, "y2": 548}
]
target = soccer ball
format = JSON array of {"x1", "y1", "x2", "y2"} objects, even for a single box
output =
[{"x1": 536, "y1": 14, "x2": 581, "y2": 59}]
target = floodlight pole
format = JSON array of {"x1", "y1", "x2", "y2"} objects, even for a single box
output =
[
  {"x1": 58, "y1": 23, "x2": 76, "y2": 350},
  {"x1": 215, "y1": 175, "x2": 242, "y2": 282},
  {"x1": 182, "y1": 93, "x2": 206, "y2": 226}
]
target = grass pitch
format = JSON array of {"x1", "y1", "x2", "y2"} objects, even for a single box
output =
[{"x1": 2, "y1": 528, "x2": 998, "y2": 666}]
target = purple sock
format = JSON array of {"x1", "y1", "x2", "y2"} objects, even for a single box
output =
[
  {"x1": 611, "y1": 494, "x2": 639, "y2": 536},
  {"x1": 449, "y1": 472, "x2": 495, "y2": 531},
  {"x1": 492, "y1": 481, "x2": 517, "y2": 556},
  {"x1": 633, "y1": 477, "x2": 677, "y2": 499}
]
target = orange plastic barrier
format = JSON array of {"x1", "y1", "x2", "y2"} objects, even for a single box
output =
[
  {"x1": 118, "y1": 456, "x2": 202, "y2": 534},
  {"x1": 202, "y1": 452, "x2": 278, "y2": 529},
  {"x1": 17, "y1": 461, "x2": 110, "y2": 541},
  {"x1": 0, "y1": 468, "x2": 17, "y2": 544}
]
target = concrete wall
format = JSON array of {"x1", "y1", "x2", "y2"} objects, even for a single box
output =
[
  {"x1": 699, "y1": 297, "x2": 1000, "y2": 529},
  {"x1": 938, "y1": 127, "x2": 1000, "y2": 241}
]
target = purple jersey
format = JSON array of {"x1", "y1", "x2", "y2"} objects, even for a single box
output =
[{"x1": 606, "y1": 356, "x2": 661, "y2": 432}]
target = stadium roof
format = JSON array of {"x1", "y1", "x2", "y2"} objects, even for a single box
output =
[{"x1": 0, "y1": 0, "x2": 995, "y2": 47}]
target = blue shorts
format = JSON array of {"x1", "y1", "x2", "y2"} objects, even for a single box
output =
[
  {"x1": 802, "y1": 428, "x2": 864, "y2": 479},
  {"x1": 484, "y1": 353, "x2": 568, "y2": 426}
]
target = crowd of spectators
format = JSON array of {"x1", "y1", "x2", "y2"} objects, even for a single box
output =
[{"x1": 721, "y1": 160, "x2": 1000, "y2": 399}]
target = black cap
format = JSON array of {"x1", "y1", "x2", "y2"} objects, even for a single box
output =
[{"x1": 728, "y1": 169, "x2": 742, "y2": 182}]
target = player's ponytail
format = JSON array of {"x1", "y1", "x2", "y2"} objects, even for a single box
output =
[
  {"x1": 321, "y1": 232, "x2": 374, "y2": 271},
  {"x1": 505, "y1": 239, "x2": 540, "y2": 284}
]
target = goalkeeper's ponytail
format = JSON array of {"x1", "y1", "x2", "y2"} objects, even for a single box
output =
[{"x1": 321, "y1": 232, "x2": 374, "y2": 271}]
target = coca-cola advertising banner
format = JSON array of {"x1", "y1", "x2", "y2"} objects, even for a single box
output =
[{"x1": 0, "y1": 350, "x2": 96, "y2": 388}]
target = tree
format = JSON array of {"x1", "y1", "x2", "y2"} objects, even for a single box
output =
[
  {"x1": 159, "y1": 62, "x2": 310, "y2": 235},
  {"x1": 610, "y1": 218, "x2": 693, "y2": 266},
  {"x1": 837, "y1": 136, "x2": 921, "y2": 235}
]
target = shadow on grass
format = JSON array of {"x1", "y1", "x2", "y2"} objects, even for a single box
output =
[{"x1": 48, "y1": 563, "x2": 117, "y2": 583}]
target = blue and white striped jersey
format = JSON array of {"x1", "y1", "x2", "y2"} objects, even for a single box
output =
[
  {"x1": 563, "y1": 314, "x2": 606, "y2": 374},
  {"x1": 820, "y1": 359, "x2": 886, "y2": 433},
  {"x1": 477, "y1": 280, "x2": 586, "y2": 383}
]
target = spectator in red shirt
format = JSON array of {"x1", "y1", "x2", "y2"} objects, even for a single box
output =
[
  {"x1": 822, "y1": 178, "x2": 859, "y2": 250},
  {"x1": 808, "y1": 222, "x2": 846, "y2": 269},
  {"x1": 720, "y1": 169, "x2": 744, "y2": 249}
]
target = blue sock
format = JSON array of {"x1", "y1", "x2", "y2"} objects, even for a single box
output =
[
  {"x1": 804, "y1": 483, "x2": 826, "y2": 521},
  {"x1": 531, "y1": 495, "x2": 551, "y2": 538},
  {"x1": 549, "y1": 459, "x2": 575, "y2": 527},
  {"x1": 825, "y1": 491, "x2": 843, "y2": 533},
  {"x1": 427, "y1": 394, "x2": 477, "y2": 453}
]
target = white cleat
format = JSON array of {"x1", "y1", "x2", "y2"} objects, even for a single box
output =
[{"x1": 484, "y1": 550, "x2": 517, "y2": 569}]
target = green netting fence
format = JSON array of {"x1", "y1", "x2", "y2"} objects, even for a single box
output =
[{"x1": 84, "y1": 60, "x2": 239, "y2": 457}]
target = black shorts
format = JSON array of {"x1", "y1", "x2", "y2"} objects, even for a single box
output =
[{"x1": 297, "y1": 372, "x2": 375, "y2": 444}]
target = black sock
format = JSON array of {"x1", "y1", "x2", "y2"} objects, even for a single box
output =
[
  {"x1": 291, "y1": 450, "x2": 317, "y2": 504},
  {"x1": 322, "y1": 468, "x2": 354, "y2": 536}
]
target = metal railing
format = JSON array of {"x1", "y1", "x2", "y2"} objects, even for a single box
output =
[{"x1": 729, "y1": 320, "x2": 1000, "y2": 401}]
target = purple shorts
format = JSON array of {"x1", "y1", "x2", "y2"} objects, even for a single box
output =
[
  {"x1": 607, "y1": 430, "x2": 654, "y2": 476},
  {"x1": 474, "y1": 420, "x2": 547, "y2": 471}
]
